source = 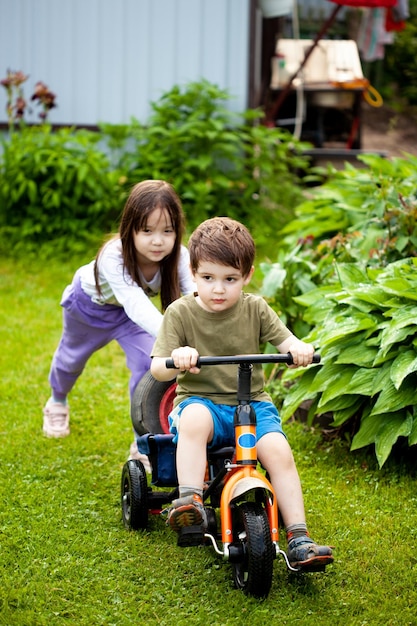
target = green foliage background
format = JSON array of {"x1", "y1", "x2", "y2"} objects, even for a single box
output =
[
  {"x1": 0, "y1": 80, "x2": 310, "y2": 257},
  {"x1": 1, "y1": 79, "x2": 417, "y2": 467},
  {"x1": 262, "y1": 154, "x2": 417, "y2": 467},
  {"x1": 385, "y1": 0, "x2": 417, "y2": 104}
]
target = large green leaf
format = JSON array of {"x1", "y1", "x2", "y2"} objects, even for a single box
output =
[
  {"x1": 390, "y1": 350, "x2": 417, "y2": 390},
  {"x1": 318, "y1": 313, "x2": 377, "y2": 345},
  {"x1": 332, "y1": 397, "x2": 364, "y2": 426},
  {"x1": 335, "y1": 343, "x2": 378, "y2": 367},
  {"x1": 336, "y1": 263, "x2": 368, "y2": 288},
  {"x1": 307, "y1": 363, "x2": 347, "y2": 394},
  {"x1": 344, "y1": 367, "x2": 377, "y2": 395},
  {"x1": 367, "y1": 361, "x2": 392, "y2": 396},
  {"x1": 375, "y1": 412, "x2": 413, "y2": 467},
  {"x1": 386, "y1": 305, "x2": 417, "y2": 327},
  {"x1": 345, "y1": 284, "x2": 391, "y2": 307},
  {"x1": 351, "y1": 413, "x2": 383, "y2": 450},
  {"x1": 380, "y1": 278, "x2": 417, "y2": 300},
  {"x1": 299, "y1": 294, "x2": 336, "y2": 325},
  {"x1": 319, "y1": 367, "x2": 356, "y2": 405},
  {"x1": 318, "y1": 393, "x2": 361, "y2": 413},
  {"x1": 408, "y1": 412, "x2": 417, "y2": 446},
  {"x1": 370, "y1": 378, "x2": 417, "y2": 415},
  {"x1": 293, "y1": 285, "x2": 336, "y2": 308},
  {"x1": 280, "y1": 367, "x2": 318, "y2": 421},
  {"x1": 334, "y1": 295, "x2": 378, "y2": 313},
  {"x1": 379, "y1": 308, "x2": 417, "y2": 355},
  {"x1": 261, "y1": 263, "x2": 286, "y2": 297}
]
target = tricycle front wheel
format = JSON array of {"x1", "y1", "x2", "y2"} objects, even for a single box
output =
[{"x1": 231, "y1": 502, "x2": 275, "y2": 598}]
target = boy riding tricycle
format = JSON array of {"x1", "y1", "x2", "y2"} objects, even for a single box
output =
[{"x1": 121, "y1": 217, "x2": 334, "y2": 599}]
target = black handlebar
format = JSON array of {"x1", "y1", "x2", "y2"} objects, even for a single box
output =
[{"x1": 165, "y1": 352, "x2": 320, "y2": 369}]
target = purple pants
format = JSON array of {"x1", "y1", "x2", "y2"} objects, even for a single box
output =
[{"x1": 48, "y1": 275, "x2": 155, "y2": 402}]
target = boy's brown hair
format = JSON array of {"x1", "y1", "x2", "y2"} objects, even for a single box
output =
[{"x1": 188, "y1": 217, "x2": 255, "y2": 277}]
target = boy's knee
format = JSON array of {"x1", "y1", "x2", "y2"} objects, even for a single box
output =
[
  {"x1": 179, "y1": 404, "x2": 213, "y2": 437},
  {"x1": 258, "y1": 432, "x2": 295, "y2": 467}
]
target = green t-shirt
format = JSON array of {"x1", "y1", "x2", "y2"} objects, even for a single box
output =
[{"x1": 151, "y1": 292, "x2": 292, "y2": 407}]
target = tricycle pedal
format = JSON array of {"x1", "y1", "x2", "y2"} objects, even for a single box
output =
[
  {"x1": 292, "y1": 563, "x2": 327, "y2": 573},
  {"x1": 177, "y1": 525, "x2": 205, "y2": 547}
]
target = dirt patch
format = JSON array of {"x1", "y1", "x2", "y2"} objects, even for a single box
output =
[{"x1": 361, "y1": 104, "x2": 417, "y2": 158}]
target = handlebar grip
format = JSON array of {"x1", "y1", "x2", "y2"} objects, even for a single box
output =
[
  {"x1": 276, "y1": 352, "x2": 321, "y2": 365},
  {"x1": 165, "y1": 352, "x2": 320, "y2": 368}
]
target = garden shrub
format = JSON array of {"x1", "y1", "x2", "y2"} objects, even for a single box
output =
[
  {"x1": 0, "y1": 124, "x2": 125, "y2": 255},
  {"x1": 0, "y1": 79, "x2": 311, "y2": 257},
  {"x1": 102, "y1": 79, "x2": 311, "y2": 247},
  {"x1": 261, "y1": 153, "x2": 417, "y2": 332},
  {"x1": 280, "y1": 259, "x2": 417, "y2": 468},
  {"x1": 262, "y1": 154, "x2": 417, "y2": 466}
]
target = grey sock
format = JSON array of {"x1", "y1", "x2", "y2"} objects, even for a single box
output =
[
  {"x1": 286, "y1": 523, "x2": 308, "y2": 542},
  {"x1": 179, "y1": 485, "x2": 203, "y2": 499}
]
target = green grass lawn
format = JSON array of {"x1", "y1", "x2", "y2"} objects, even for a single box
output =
[{"x1": 1, "y1": 255, "x2": 417, "y2": 626}]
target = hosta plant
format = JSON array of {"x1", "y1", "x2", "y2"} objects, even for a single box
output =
[
  {"x1": 261, "y1": 154, "x2": 417, "y2": 332},
  {"x1": 279, "y1": 258, "x2": 417, "y2": 467}
]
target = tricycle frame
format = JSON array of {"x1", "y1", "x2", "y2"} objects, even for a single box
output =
[{"x1": 121, "y1": 352, "x2": 321, "y2": 597}]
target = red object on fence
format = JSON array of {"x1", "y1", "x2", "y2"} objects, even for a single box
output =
[{"x1": 328, "y1": 0, "x2": 397, "y2": 7}]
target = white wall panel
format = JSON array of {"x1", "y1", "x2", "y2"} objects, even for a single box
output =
[{"x1": 0, "y1": 0, "x2": 250, "y2": 126}]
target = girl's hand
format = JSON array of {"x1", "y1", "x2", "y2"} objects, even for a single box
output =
[{"x1": 171, "y1": 346, "x2": 201, "y2": 374}]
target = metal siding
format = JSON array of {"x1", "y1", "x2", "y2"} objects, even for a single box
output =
[
  {"x1": 202, "y1": 0, "x2": 228, "y2": 87},
  {"x1": 0, "y1": 0, "x2": 250, "y2": 126},
  {"x1": 149, "y1": 0, "x2": 178, "y2": 101},
  {"x1": 177, "y1": 0, "x2": 204, "y2": 84},
  {"x1": 72, "y1": 0, "x2": 100, "y2": 122},
  {"x1": 297, "y1": 0, "x2": 346, "y2": 20},
  {"x1": 228, "y1": 0, "x2": 250, "y2": 111},
  {"x1": 96, "y1": 0, "x2": 127, "y2": 122}
]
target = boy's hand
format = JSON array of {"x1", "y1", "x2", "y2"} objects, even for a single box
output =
[
  {"x1": 171, "y1": 346, "x2": 201, "y2": 374},
  {"x1": 278, "y1": 336, "x2": 314, "y2": 368}
]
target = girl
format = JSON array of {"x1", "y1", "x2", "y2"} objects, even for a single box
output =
[{"x1": 43, "y1": 179, "x2": 194, "y2": 450}]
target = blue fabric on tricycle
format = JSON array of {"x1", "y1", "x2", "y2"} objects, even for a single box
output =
[{"x1": 137, "y1": 433, "x2": 178, "y2": 486}]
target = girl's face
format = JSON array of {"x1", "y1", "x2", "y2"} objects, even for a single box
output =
[
  {"x1": 133, "y1": 207, "x2": 176, "y2": 266},
  {"x1": 193, "y1": 261, "x2": 254, "y2": 313}
]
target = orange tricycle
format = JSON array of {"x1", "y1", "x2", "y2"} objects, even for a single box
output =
[{"x1": 121, "y1": 352, "x2": 323, "y2": 598}]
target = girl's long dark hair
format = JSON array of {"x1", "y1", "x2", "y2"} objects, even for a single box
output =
[{"x1": 94, "y1": 180, "x2": 185, "y2": 311}]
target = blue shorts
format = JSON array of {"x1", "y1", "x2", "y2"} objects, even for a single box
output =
[{"x1": 168, "y1": 397, "x2": 285, "y2": 448}]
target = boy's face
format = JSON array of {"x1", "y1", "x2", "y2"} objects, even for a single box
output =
[{"x1": 192, "y1": 261, "x2": 254, "y2": 313}]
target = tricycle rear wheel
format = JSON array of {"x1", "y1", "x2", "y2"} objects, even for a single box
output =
[
  {"x1": 121, "y1": 459, "x2": 149, "y2": 530},
  {"x1": 131, "y1": 371, "x2": 176, "y2": 435}
]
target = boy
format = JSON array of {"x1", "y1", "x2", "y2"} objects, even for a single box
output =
[{"x1": 150, "y1": 217, "x2": 333, "y2": 571}]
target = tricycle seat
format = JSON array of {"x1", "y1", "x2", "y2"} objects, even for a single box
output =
[{"x1": 136, "y1": 433, "x2": 235, "y2": 487}]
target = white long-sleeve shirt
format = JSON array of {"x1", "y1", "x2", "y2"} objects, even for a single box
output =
[{"x1": 77, "y1": 238, "x2": 195, "y2": 337}]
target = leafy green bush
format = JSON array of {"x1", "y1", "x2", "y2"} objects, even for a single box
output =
[
  {"x1": 0, "y1": 125, "x2": 124, "y2": 255},
  {"x1": 103, "y1": 79, "x2": 311, "y2": 245},
  {"x1": 280, "y1": 259, "x2": 417, "y2": 467},
  {"x1": 261, "y1": 154, "x2": 417, "y2": 332},
  {"x1": 0, "y1": 79, "x2": 311, "y2": 257},
  {"x1": 261, "y1": 154, "x2": 417, "y2": 466},
  {"x1": 385, "y1": 2, "x2": 417, "y2": 105}
]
